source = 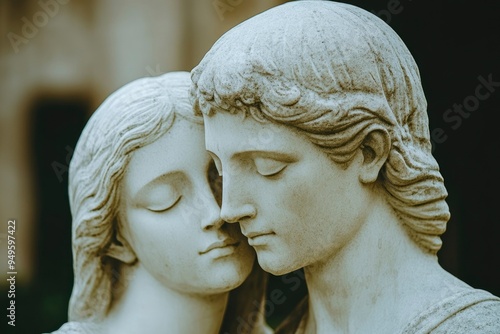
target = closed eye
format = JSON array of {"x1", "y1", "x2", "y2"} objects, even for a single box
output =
[
  {"x1": 147, "y1": 195, "x2": 182, "y2": 213},
  {"x1": 254, "y1": 157, "x2": 288, "y2": 178}
]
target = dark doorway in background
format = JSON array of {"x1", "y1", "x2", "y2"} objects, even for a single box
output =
[{"x1": 30, "y1": 95, "x2": 89, "y2": 333}]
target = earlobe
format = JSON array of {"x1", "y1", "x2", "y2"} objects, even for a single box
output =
[
  {"x1": 106, "y1": 230, "x2": 137, "y2": 264},
  {"x1": 358, "y1": 129, "x2": 391, "y2": 184}
]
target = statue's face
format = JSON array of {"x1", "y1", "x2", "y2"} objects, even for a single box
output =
[
  {"x1": 119, "y1": 117, "x2": 255, "y2": 294},
  {"x1": 204, "y1": 112, "x2": 371, "y2": 275}
]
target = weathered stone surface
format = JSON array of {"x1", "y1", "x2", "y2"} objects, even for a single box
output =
[
  {"x1": 49, "y1": 72, "x2": 268, "y2": 334},
  {"x1": 191, "y1": 1, "x2": 500, "y2": 333}
]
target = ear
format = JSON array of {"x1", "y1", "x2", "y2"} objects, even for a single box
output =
[
  {"x1": 358, "y1": 129, "x2": 391, "y2": 184},
  {"x1": 106, "y1": 228, "x2": 137, "y2": 264}
]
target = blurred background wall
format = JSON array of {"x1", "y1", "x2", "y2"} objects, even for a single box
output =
[{"x1": 0, "y1": 0, "x2": 499, "y2": 333}]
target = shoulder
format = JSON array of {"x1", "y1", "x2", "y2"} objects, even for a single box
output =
[
  {"x1": 431, "y1": 297, "x2": 500, "y2": 334},
  {"x1": 403, "y1": 288, "x2": 500, "y2": 334},
  {"x1": 45, "y1": 321, "x2": 104, "y2": 334}
]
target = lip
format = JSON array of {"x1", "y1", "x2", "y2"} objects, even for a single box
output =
[
  {"x1": 245, "y1": 231, "x2": 275, "y2": 239},
  {"x1": 247, "y1": 232, "x2": 274, "y2": 246},
  {"x1": 200, "y1": 239, "x2": 240, "y2": 255}
]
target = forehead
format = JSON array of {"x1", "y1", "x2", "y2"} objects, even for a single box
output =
[
  {"x1": 203, "y1": 112, "x2": 308, "y2": 158},
  {"x1": 123, "y1": 119, "x2": 207, "y2": 193}
]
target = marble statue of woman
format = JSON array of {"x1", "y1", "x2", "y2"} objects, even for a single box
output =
[
  {"x1": 48, "y1": 71, "x2": 271, "y2": 334},
  {"x1": 190, "y1": 1, "x2": 500, "y2": 333}
]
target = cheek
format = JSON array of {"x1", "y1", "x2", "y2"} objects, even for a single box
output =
[
  {"x1": 253, "y1": 177, "x2": 319, "y2": 256},
  {"x1": 274, "y1": 166, "x2": 352, "y2": 246},
  {"x1": 284, "y1": 181, "x2": 316, "y2": 225},
  {"x1": 126, "y1": 211, "x2": 193, "y2": 269},
  {"x1": 286, "y1": 182, "x2": 334, "y2": 253},
  {"x1": 279, "y1": 166, "x2": 329, "y2": 222}
]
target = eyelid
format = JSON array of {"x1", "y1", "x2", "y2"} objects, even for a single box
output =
[
  {"x1": 254, "y1": 157, "x2": 288, "y2": 177},
  {"x1": 147, "y1": 195, "x2": 182, "y2": 213},
  {"x1": 137, "y1": 183, "x2": 181, "y2": 213}
]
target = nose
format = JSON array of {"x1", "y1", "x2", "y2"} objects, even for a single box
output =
[
  {"x1": 220, "y1": 175, "x2": 256, "y2": 224},
  {"x1": 199, "y1": 183, "x2": 224, "y2": 231}
]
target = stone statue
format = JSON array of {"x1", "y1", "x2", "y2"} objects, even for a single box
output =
[
  {"x1": 49, "y1": 72, "x2": 270, "y2": 334},
  {"x1": 190, "y1": 1, "x2": 500, "y2": 333}
]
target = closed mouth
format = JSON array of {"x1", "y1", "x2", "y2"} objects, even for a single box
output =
[
  {"x1": 200, "y1": 239, "x2": 240, "y2": 254},
  {"x1": 245, "y1": 231, "x2": 275, "y2": 239}
]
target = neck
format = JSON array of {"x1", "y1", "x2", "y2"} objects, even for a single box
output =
[
  {"x1": 303, "y1": 195, "x2": 458, "y2": 334},
  {"x1": 102, "y1": 263, "x2": 229, "y2": 334}
]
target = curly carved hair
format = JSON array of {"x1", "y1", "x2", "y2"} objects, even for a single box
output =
[{"x1": 191, "y1": 1, "x2": 450, "y2": 254}]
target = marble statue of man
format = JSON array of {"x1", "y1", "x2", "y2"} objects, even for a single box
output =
[{"x1": 190, "y1": 1, "x2": 500, "y2": 333}]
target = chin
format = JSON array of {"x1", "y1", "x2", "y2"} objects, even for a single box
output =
[
  {"x1": 202, "y1": 274, "x2": 246, "y2": 294},
  {"x1": 256, "y1": 251, "x2": 297, "y2": 276},
  {"x1": 207, "y1": 260, "x2": 254, "y2": 291}
]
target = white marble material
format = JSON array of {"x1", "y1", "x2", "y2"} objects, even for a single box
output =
[
  {"x1": 191, "y1": 1, "x2": 500, "y2": 333},
  {"x1": 50, "y1": 72, "x2": 269, "y2": 334}
]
